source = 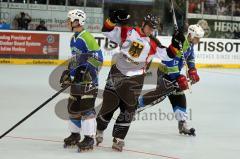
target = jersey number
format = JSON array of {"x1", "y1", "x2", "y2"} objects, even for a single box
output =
[{"x1": 128, "y1": 41, "x2": 144, "y2": 58}]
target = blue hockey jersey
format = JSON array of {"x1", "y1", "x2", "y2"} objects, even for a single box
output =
[
  {"x1": 69, "y1": 30, "x2": 103, "y2": 84},
  {"x1": 161, "y1": 43, "x2": 195, "y2": 80}
]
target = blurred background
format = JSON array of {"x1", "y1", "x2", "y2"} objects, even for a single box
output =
[{"x1": 0, "y1": 0, "x2": 239, "y2": 39}]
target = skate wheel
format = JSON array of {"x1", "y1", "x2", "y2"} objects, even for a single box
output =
[
  {"x1": 190, "y1": 128, "x2": 196, "y2": 136},
  {"x1": 96, "y1": 142, "x2": 101, "y2": 146},
  {"x1": 112, "y1": 146, "x2": 122, "y2": 152},
  {"x1": 64, "y1": 143, "x2": 78, "y2": 149},
  {"x1": 78, "y1": 147, "x2": 93, "y2": 152},
  {"x1": 96, "y1": 137, "x2": 103, "y2": 146},
  {"x1": 179, "y1": 132, "x2": 185, "y2": 135}
]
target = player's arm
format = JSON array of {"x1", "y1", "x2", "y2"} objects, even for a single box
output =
[
  {"x1": 186, "y1": 48, "x2": 200, "y2": 84},
  {"x1": 74, "y1": 38, "x2": 102, "y2": 81},
  {"x1": 153, "y1": 30, "x2": 186, "y2": 61},
  {"x1": 186, "y1": 46, "x2": 196, "y2": 69},
  {"x1": 167, "y1": 30, "x2": 187, "y2": 58},
  {"x1": 166, "y1": 66, "x2": 189, "y2": 91},
  {"x1": 102, "y1": 9, "x2": 130, "y2": 45},
  {"x1": 60, "y1": 39, "x2": 101, "y2": 87},
  {"x1": 159, "y1": 61, "x2": 189, "y2": 91}
]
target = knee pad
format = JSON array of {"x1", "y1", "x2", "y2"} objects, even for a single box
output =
[
  {"x1": 68, "y1": 96, "x2": 96, "y2": 119},
  {"x1": 78, "y1": 97, "x2": 96, "y2": 116},
  {"x1": 68, "y1": 96, "x2": 82, "y2": 119}
]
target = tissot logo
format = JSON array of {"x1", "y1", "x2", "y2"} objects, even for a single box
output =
[
  {"x1": 197, "y1": 41, "x2": 240, "y2": 53},
  {"x1": 94, "y1": 37, "x2": 118, "y2": 49}
]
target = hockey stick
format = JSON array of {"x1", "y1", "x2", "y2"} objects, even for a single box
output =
[
  {"x1": 0, "y1": 85, "x2": 70, "y2": 140},
  {"x1": 111, "y1": 75, "x2": 178, "y2": 121},
  {"x1": 170, "y1": 0, "x2": 178, "y2": 31},
  {"x1": 136, "y1": 90, "x2": 176, "y2": 114},
  {"x1": 135, "y1": 76, "x2": 179, "y2": 114},
  {"x1": 135, "y1": 74, "x2": 192, "y2": 114},
  {"x1": 170, "y1": 0, "x2": 192, "y2": 93}
]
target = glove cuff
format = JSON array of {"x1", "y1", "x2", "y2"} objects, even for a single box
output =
[
  {"x1": 167, "y1": 44, "x2": 181, "y2": 58},
  {"x1": 188, "y1": 67, "x2": 197, "y2": 74}
]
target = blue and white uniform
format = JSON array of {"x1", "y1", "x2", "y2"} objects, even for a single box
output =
[
  {"x1": 67, "y1": 30, "x2": 103, "y2": 136},
  {"x1": 69, "y1": 30, "x2": 103, "y2": 85},
  {"x1": 159, "y1": 43, "x2": 195, "y2": 122},
  {"x1": 162, "y1": 43, "x2": 195, "y2": 80}
]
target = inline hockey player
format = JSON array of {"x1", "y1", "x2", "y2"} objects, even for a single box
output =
[
  {"x1": 60, "y1": 9, "x2": 103, "y2": 151},
  {"x1": 96, "y1": 9, "x2": 186, "y2": 151},
  {"x1": 138, "y1": 24, "x2": 205, "y2": 136}
]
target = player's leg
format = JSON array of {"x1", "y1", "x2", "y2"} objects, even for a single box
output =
[
  {"x1": 96, "y1": 66, "x2": 121, "y2": 145},
  {"x1": 111, "y1": 100, "x2": 136, "y2": 151},
  {"x1": 77, "y1": 97, "x2": 97, "y2": 152},
  {"x1": 112, "y1": 74, "x2": 144, "y2": 151},
  {"x1": 96, "y1": 88, "x2": 120, "y2": 145},
  {"x1": 168, "y1": 92, "x2": 195, "y2": 136},
  {"x1": 63, "y1": 96, "x2": 82, "y2": 148}
]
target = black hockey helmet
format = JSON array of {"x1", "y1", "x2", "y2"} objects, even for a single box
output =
[{"x1": 143, "y1": 14, "x2": 159, "y2": 29}]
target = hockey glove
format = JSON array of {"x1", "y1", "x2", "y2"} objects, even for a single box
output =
[
  {"x1": 74, "y1": 65, "x2": 97, "y2": 84},
  {"x1": 176, "y1": 75, "x2": 189, "y2": 91},
  {"x1": 60, "y1": 70, "x2": 71, "y2": 88},
  {"x1": 70, "y1": 65, "x2": 98, "y2": 97},
  {"x1": 109, "y1": 9, "x2": 130, "y2": 24},
  {"x1": 172, "y1": 30, "x2": 185, "y2": 50},
  {"x1": 167, "y1": 30, "x2": 186, "y2": 58},
  {"x1": 188, "y1": 68, "x2": 200, "y2": 84}
]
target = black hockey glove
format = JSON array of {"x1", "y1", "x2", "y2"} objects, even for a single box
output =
[
  {"x1": 171, "y1": 30, "x2": 185, "y2": 50},
  {"x1": 60, "y1": 70, "x2": 71, "y2": 88},
  {"x1": 74, "y1": 65, "x2": 96, "y2": 84},
  {"x1": 70, "y1": 65, "x2": 98, "y2": 97},
  {"x1": 109, "y1": 9, "x2": 130, "y2": 25}
]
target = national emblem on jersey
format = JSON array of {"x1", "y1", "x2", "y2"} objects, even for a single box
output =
[{"x1": 128, "y1": 41, "x2": 144, "y2": 58}]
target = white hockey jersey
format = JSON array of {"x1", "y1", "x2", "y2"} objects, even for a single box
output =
[{"x1": 103, "y1": 25, "x2": 172, "y2": 76}]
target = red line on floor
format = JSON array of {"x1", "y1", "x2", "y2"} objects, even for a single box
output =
[{"x1": 5, "y1": 135, "x2": 181, "y2": 159}]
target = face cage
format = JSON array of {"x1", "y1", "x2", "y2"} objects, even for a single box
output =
[{"x1": 144, "y1": 21, "x2": 157, "y2": 29}]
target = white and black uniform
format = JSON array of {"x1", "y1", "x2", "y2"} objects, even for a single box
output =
[
  {"x1": 104, "y1": 26, "x2": 172, "y2": 76},
  {"x1": 97, "y1": 21, "x2": 175, "y2": 140}
]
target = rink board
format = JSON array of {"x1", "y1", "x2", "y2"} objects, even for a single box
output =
[
  {"x1": 0, "y1": 30, "x2": 240, "y2": 68},
  {"x1": 1, "y1": 58, "x2": 240, "y2": 69}
]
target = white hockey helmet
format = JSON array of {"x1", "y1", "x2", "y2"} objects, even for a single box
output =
[
  {"x1": 187, "y1": 24, "x2": 205, "y2": 39},
  {"x1": 67, "y1": 9, "x2": 86, "y2": 26}
]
